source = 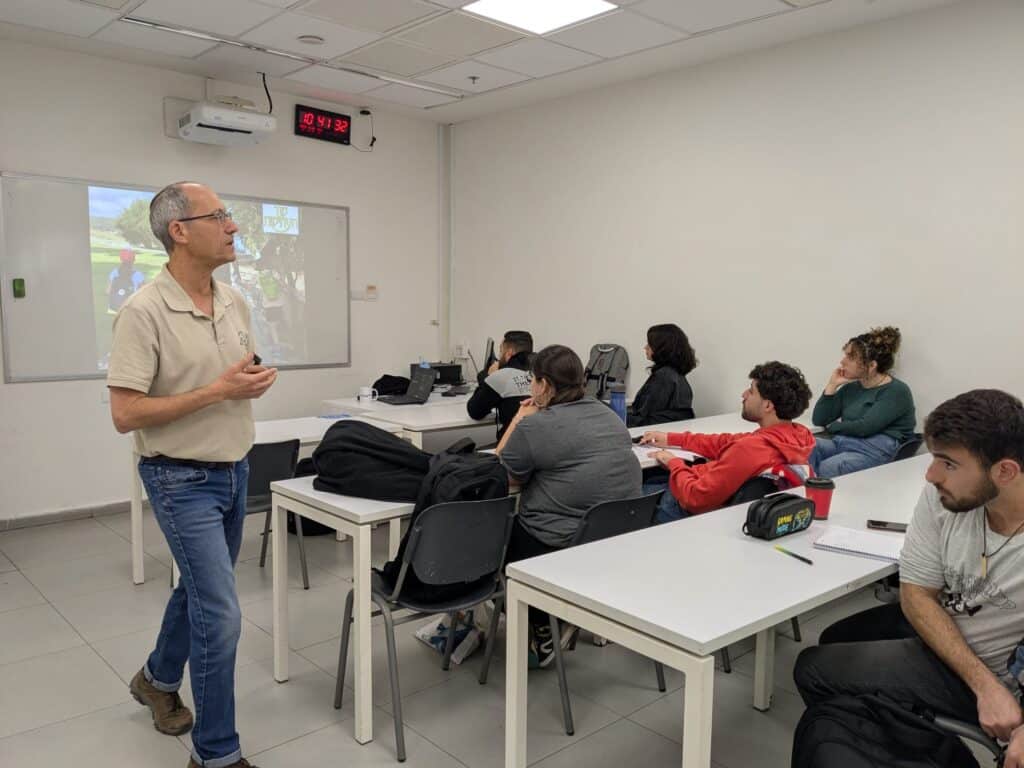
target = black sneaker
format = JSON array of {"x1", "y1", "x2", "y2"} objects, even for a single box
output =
[{"x1": 532, "y1": 624, "x2": 556, "y2": 668}]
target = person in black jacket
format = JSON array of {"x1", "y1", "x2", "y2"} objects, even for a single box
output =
[
  {"x1": 627, "y1": 323, "x2": 697, "y2": 427},
  {"x1": 466, "y1": 330, "x2": 534, "y2": 441}
]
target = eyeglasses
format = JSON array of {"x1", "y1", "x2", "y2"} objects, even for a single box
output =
[{"x1": 177, "y1": 209, "x2": 233, "y2": 225}]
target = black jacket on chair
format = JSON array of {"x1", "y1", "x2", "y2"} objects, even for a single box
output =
[
  {"x1": 312, "y1": 421, "x2": 430, "y2": 500},
  {"x1": 627, "y1": 365, "x2": 695, "y2": 427}
]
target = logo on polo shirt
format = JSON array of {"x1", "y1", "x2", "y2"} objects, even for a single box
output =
[{"x1": 238, "y1": 330, "x2": 249, "y2": 350}]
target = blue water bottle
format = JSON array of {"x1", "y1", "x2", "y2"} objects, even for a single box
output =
[{"x1": 610, "y1": 383, "x2": 627, "y2": 423}]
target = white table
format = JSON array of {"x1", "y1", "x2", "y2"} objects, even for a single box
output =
[
  {"x1": 270, "y1": 476, "x2": 414, "y2": 745},
  {"x1": 128, "y1": 415, "x2": 403, "y2": 585},
  {"x1": 504, "y1": 454, "x2": 928, "y2": 768},
  {"x1": 322, "y1": 391, "x2": 473, "y2": 415},
  {"x1": 329, "y1": 401, "x2": 494, "y2": 450}
]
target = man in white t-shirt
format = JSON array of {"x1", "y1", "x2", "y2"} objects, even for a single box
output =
[{"x1": 793, "y1": 389, "x2": 1024, "y2": 768}]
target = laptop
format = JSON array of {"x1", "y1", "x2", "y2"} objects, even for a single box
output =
[{"x1": 378, "y1": 366, "x2": 436, "y2": 405}]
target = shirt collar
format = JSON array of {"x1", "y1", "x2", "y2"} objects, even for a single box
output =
[{"x1": 155, "y1": 264, "x2": 233, "y2": 317}]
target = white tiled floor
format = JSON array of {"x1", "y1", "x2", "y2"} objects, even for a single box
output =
[{"x1": 0, "y1": 511, "x2": 892, "y2": 768}]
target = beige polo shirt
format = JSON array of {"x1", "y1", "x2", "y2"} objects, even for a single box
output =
[{"x1": 107, "y1": 265, "x2": 255, "y2": 462}]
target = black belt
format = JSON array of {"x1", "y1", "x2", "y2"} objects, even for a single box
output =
[{"x1": 140, "y1": 456, "x2": 235, "y2": 471}]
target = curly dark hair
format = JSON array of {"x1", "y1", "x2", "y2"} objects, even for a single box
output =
[
  {"x1": 846, "y1": 326, "x2": 902, "y2": 374},
  {"x1": 924, "y1": 389, "x2": 1024, "y2": 468},
  {"x1": 531, "y1": 345, "x2": 585, "y2": 406},
  {"x1": 647, "y1": 324, "x2": 698, "y2": 376},
  {"x1": 748, "y1": 361, "x2": 812, "y2": 421}
]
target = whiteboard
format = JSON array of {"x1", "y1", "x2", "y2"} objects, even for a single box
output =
[{"x1": 0, "y1": 173, "x2": 350, "y2": 382}]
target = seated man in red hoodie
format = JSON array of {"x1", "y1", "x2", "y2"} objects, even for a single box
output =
[{"x1": 639, "y1": 361, "x2": 815, "y2": 524}]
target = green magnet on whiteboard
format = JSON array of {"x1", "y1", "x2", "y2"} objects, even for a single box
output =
[{"x1": 12, "y1": 278, "x2": 25, "y2": 299}]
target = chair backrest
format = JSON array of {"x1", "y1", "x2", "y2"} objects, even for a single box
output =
[
  {"x1": 728, "y1": 475, "x2": 780, "y2": 505},
  {"x1": 571, "y1": 492, "x2": 663, "y2": 546},
  {"x1": 895, "y1": 433, "x2": 924, "y2": 462},
  {"x1": 246, "y1": 439, "x2": 300, "y2": 510},
  {"x1": 399, "y1": 496, "x2": 517, "y2": 588}
]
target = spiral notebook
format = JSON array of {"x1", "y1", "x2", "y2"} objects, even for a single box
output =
[{"x1": 812, "y1": 526, "x2": 904, "y2": 563}]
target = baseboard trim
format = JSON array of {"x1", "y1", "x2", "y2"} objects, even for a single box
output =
[{"x1": 5, "y1": 500, "x2": 138, "y2": 531}]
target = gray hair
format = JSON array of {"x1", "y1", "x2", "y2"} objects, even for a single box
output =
[{"x1": 149, "y1": 182, "x2": 195, "y2": 254}]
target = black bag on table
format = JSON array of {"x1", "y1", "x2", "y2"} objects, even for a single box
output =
[
  {"x1": 379, "y1": 437, "x2": 510, "y2": 602},
  {"x1": 372, "y1": 374, "x2": 411, "y2": 396},
  {"x1": 792, "y1": 694, "x2": 980, "y2": 768},
  {"x1": 312, "y1": 421, "x2": 430, "y2": 500}
]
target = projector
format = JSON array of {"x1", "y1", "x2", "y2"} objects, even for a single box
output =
[{"x1": 177, "y1": 102, "x2": 277, "y2": 147}]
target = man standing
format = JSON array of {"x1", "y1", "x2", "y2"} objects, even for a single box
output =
[{"x1": 108, "y1": 182, "x2": 276, "y2": 768}]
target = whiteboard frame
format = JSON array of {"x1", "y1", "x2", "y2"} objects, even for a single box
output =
[{"x1": 0, "y1": 171, "x2": 351, "y2": 383}]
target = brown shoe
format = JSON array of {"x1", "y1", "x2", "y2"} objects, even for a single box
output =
[
  {"x1": 187, "y1": 759, "x2": 257, "y2": 767},
  {"x1": 130, "y1": 668, "x2": 193, "y2": 735}
]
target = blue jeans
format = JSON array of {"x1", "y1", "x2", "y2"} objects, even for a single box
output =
[
  {"x1": 138, "y1": 458, "x2": 249, "y2": 768},
  {"x1": 810, "y1": 434, "x2": 899, "y2": 479},
  {"x1": 641, "y1": 476, "x2": 690, "y2": 524}
]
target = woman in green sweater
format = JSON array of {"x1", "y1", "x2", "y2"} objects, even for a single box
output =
[{"x1": 810, "y1": 326, "x2": 916, "y2": 478}]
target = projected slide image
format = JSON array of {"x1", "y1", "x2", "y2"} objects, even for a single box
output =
[{"x1": 88, "y1": 187, "x2": 308, "y2": 370}]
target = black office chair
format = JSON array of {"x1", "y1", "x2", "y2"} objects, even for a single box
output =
[
  {"x1": 716, "y1": 475, "x2": 805, "y2": 673},
  {"x1": 333, "y1": 496, "x2": 517, "y2": 762},
  {"x1": 541, "y1": 492, "x2": 664, "y2": 736},
  {"x1": 246, "y1": 439, "x2": 309, "y2": 590},
  {"x1": 895, "y1": 432, "x2": 924, "y2": 461},
  {"x1": 872, "y1": 695, "x2": 1006, "y2": 767}
]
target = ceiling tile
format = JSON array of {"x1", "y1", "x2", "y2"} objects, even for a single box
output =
[
  {"x1": 285, "y1": 64, "x2": 381, "y2": 92},
  {"x1": 93, "y1": 20, "x2": 218, "y2": 57},
  {"x1": 0, "y1": 0, "x2": 117, "y2": 37},
  {"x1": 421, "y1": 60, "x2": 528, "y2": 92},
  {"x1": 298, "y1": 0, "x2": 439, "y2": 34},
  {"x1": 548, "y1": 10, "x2": 685, "y2": 59},
  {"x1": 630, "y1": 0, "x2": 790, "y2": 33},
  {"x1": 367, "y1": 83, "x2": 458, "y2": 108},
  {"x1": 196, "y1": 43, "x2": 308, "y2": 78},
  {"x1": 81, "y1": 0, "x2": 136, "y2": 9},
  {"x1": 241, "y1": 11, "x2": 380, "y2": 58},
  {"x1": 475, "y1": 38, "x2": 599, "y2": 78},
  {"x1": 396, "y1": 12, "x2": 521, "y2": 58},
  {"x1": 130, "y1": 0, "x2": 282, "y2": 38},
  {"x1": 335, "y1": 39, "x2": 453, "y2": 77}
]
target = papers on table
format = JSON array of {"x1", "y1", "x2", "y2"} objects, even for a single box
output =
[
  {"x1": 632, "y1": 445, "x2": 701, "y2": 464},
  {"x1": 812, "y1": 526, "x2": 903, "y2": 563}
]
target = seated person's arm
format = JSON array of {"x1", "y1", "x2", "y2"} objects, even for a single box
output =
[
  {"x1": 901, "y1": 583, "x2": 1022, "y2": 740},
  {"x1": 826, "y1": 387, "x2": 913, "y2": 438},
  {"x1": 653, "y1": 445, "x2": 764, "y2": 513},
  {"x1": 466, "y1": 378, "x2": 501, "y2": 420},
  {"x1": 638, "y1": 431, "x2": 740, "y2": 459},
  {"x1": 812, "y1": 390, "x2": 844, "y2": 427}
]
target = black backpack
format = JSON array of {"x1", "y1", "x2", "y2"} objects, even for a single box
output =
[
  {"x1": 372, "y1": 374, "x2": 411, "y2": 396},
  {"x1": 312, "y1": 421, "x2": 430, "y2": 501},
  {"x1": 380, "y1": 438, "x2": 509, "y2": 601},
  {"x1": 792, "y1": 694, "x2": 981, "y2": 768}
]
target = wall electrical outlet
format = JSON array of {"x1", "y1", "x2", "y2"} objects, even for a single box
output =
[{"x1": 453, "y1": 343, "x2": 465, "y2": 357}]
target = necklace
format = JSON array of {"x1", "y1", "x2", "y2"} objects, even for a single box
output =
[{"x1": 980, "y1": 510, "x2": 1024, "y2": 578}]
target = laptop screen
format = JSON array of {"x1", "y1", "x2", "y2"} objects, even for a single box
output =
[{"x1": 407, "y1": 366, "x2": 436, "y2": 399}]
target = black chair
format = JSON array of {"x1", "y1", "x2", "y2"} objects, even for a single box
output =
[
  {"x1": 542, "y1": 492, "x2": 663, "y2": 736},
  {"x1": 895, "y1": 432, "x2": 924, "y2": 461},
  {"x1": 874, "y1": 695, "x2": 1006, "y2": 767},
  {"x1": 246, "y1": 440, "x2": 309, "y2": 590},
  {"x1": 333, "y1": 496, "x2": 517, "y2": 762},
  {"x1": 717, "y1": 475, "x2": 804, "y2": 673}
]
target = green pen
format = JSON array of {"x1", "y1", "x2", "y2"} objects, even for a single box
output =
[{"x1": 774, "y1": 544, "x2": 814, "y2": 565}]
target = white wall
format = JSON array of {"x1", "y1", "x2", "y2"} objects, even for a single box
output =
[
  {"x1": 451, "y1": 0, "x2": 1024, "y2": 427},
  {"x1": 0, "y1": 41, "x2": 443, "y2": 525}
]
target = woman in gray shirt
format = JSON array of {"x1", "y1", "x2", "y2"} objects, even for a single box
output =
[{"x1": 497, "y1": 344, "x2": 641, "y2": 667}]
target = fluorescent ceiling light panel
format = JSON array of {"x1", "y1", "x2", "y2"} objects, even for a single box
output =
[{"x1": 462, "y1": 0, "x2": 617, "y2": 35}]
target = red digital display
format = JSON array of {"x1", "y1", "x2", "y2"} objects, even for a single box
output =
[{"x1": 294, "y1": 104, "x2": 351, "y2": 145}]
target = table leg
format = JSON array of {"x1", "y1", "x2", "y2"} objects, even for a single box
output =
[
  {"x1": 130, "y1": 453, "x2": 145, "y2": 585},
  {"x1": 753, "y1": 627, "x2": 776, "y2": 711},
  {"x1": 352, "y1": 524, "x2": 374, "y2": 744},
  {"x1": 681, "y1": 655, "x2": 715, "y2": 768},
  {"x1": 388, "y1": 518, "x2": 402, "y2": 559},
  {"x1": 272, "y1": 495, "x2": 290, "y2": 683},
  {"x1": 504, "y1": 581, "x2": 529, "y2": 768}
]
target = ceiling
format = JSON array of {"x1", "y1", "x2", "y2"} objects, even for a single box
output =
[{"x1": 0, "y1": 0, "x2": 961, "y2": 123}]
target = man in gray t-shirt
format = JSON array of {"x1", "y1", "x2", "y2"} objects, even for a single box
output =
[{"x1": 793, "y1": 389, "x2": 1024, "y2": 768}]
